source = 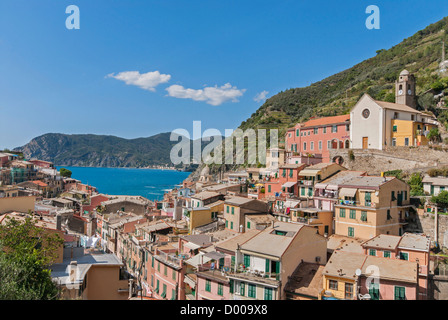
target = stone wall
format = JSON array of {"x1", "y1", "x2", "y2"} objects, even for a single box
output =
[
  {"x1": 329, "y1": 146, "x2": 448, "y2": 175},
  {"x1": 416, "y1": 210, "x2": 448, "y2": 248}
]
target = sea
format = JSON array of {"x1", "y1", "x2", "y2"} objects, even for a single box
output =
[{"x1": 56, "y1": 166, "x2": 191, "y2": 201}]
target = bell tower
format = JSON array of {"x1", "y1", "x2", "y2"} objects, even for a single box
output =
[{"x1": 395, "y1": 69, "x2": 416, "y2": 109}]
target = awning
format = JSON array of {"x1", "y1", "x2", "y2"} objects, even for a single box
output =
[
  {"x1": 285, "y1": 200, "x2": 301, "y2": 208},
  {"x1": 299, "y1": 169, "x2": 320, "y2": 177},
  {"x1": 314, "y1": 183, "x2": 327, "y2": 189},
  {"x1": 184, "y1": 242, "x2": 202, "y2": 250},
  {"x1": 184, "y1": 254, "x2": 212, "y2": 268},
  {"x1": 204, "y1": 251, "x2": 226, "y2": 261},
  {"x1": 339, "y1": 188, "x2": 357, "y2": 198},
  {"x1": 282, "y1": 181, "x2": 297, "y2": 188}
]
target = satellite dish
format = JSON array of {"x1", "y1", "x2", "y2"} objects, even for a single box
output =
[{"x1": 355, "y1": 269, "x2": 362, "y2": 276}]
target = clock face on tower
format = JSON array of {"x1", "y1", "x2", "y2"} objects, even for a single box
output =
[
  {"x1": 408, "y1": 89, "x2": 412, "y2": 95},
  {"x1": 398, "y1": 90, "x2": 403, "y2": 95},
  {"x1": 362, "y1": 108, "x2": 370, "y2": 119}
]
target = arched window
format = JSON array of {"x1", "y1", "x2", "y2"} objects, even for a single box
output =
[{"x1": 345, "y1": 140, "x2": 350, "y2": 149}]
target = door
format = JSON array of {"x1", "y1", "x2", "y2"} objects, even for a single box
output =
[{"x1": 362, "y1": 137, "x2": 368, "y2": 149}]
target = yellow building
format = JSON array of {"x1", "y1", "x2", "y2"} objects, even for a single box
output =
[
  {"x1": 334, "y1": 176, "x2": 411, "y2": 240},
  {"x1": 391, "y1": 117, "x2": 438, "y2": 147},
  {"x1": 187, "y1": 200, "x2": 224, "y2": 233},
  {"x1": 0, "y1": 195, "x2": 36, "y2": 214},
  {"x1": 321, "y1": 250, "x2": 366, "y2": 300},
  {"x1": 290, "y1": 208, "x2": 333, "y2": 237}
]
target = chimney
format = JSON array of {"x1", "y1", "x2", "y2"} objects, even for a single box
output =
[{"x1": 56, "y1": 214, "x2": 62, "y2": 231}]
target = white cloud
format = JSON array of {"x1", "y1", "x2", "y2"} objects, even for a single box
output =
[
  {"x1": 107, "y1": 70, "x2": 171, "y2": 92},
  {"x1": 166, "y1": 83, "x2": 246, "y2": 106},
  {"x1": 254, "y1": 90, "x2": 269, "y2": 103}
]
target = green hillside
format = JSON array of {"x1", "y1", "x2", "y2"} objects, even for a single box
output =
[{"x1": 240, "y1": 17, "x2": 448, "y2": 136}]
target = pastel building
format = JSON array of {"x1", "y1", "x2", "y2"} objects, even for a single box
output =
[
  {"x1": 285, "y1": 114, "x2": 351, "y2": 163},
  {"x1": 228, "y1": 221, "x2": 327, "y2": 300},
  {"x1": 322, "y1": 250, "x2": 420, "y2": 300},
  {"x1": 361, "y1": 233, "x2": 431, "y2": 300},
  {"x1": 350, "y1": 70, "x2": 438, "y2": 150},
  {"x1": 334, "y1": 176, "x2": 411, "y2": 240}
]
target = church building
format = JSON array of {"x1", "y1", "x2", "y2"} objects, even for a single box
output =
[{"x1": 350, "y1": 70, "x2": 439, "y2": 150}]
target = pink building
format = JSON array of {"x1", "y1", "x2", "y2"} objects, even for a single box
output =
[
  {"x1": 361, "y1": 233, "x2": 431, "y2": 300},
  {"x1": 196, "y1": 270, "x2": 231, "y2": 300},
  {"x1": 152, "y1": 247, "x2": 187, "y2": 300},
  {"x1": 285, "y1": 115, "x2": 351, "y2": 163}
]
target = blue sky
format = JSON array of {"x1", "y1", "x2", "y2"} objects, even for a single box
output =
[{"x1": 1, "y1": 0, "x2": 447, "y2": 149}]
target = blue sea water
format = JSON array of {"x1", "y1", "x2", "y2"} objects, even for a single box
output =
[{"x1": 56, "y1": 166, "x2": 191, "y2": 200}]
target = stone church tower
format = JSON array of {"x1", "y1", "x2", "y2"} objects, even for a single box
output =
[{"x1": 395, "y1": 69, "x2": 416, "y2": 109}]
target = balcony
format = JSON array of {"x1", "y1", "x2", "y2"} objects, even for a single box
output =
[
  {"x1": 300, "y1": 180, "x2": 314, "y2": 186},
  {"x1": 296, "y1": 216, "x2": 319, "y2": 224},
  {"x1": 336, "y1": 200, "x2": 379, "y2": 209},
  {"x1": 228, "y1": 267, "x2": 281, "y2": 286}
]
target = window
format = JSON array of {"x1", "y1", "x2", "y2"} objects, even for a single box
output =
[
  {"x1": 310, "y1": 142, "x2": 314, "y2": 150},
  {"x1": 369, "y1": 249, "x2": 376, "y2": 256},
  {"x1": 230, "y1": 222, "x2": 233, "y2": 230},
  {"x1": 164, "y1": 265, "x2": 167, "y2": 276},
  {"x1": 243, "y1": 254, "x2": 250, "y2": 267},
  {"x1": 394, "y1": 286, "x2": 406, "y2": 300},
  {"x1": 332, "y1": 125, "x2": 338, "y2": 133},
  {"x1": 348, "y1": 227, "x2": 354, "y2": 237},
  {"x1": 226, "y1": 220, "x2": 228, "y2": 228},
  {"x1": 339, "y1": 208, "x2": 346, "y2": 218},
  {"x1": 296, "y1": 129, "x2": 300, "y2": 137},
  {"x1": 327, "y1": 140, "x2": 331, "y2": 150},
  {"x1": 365, "y1": 192, "x2": 371, "y2": 206},
  {"x1": 240, "y1": 282, "x2": 245, "y2": 296},
  {"x1": 369, "y1": 283, "x2": 380, "y2": 300},
  {"x1": 282, "y1": 169, "x2": 286, "y2": 177},
  {"x1": 319, "y1": 141, "x2": 322, "y2": 150},
  {"x1": 391, "y1": 191, "x2": 396, "y2": 201},
  {"x1": 268, "y1": 185, "x2": 271, "y2": 193},
  {"x1": 361, "y1": 211, "x2": 367, "y2": 222},
  {"x1": 265, "y1": 259, "x2": 270, "y2": 272},
  {"x1": 247, "y1": 221, "x2": 251, "y2": 229},
  {"x1": 226, "y1": 206, "x2": 229, "y2": 213},
  {"x1": 345, "y1": 283, "x2": 354, "y2": 300},
  {"x1": 323, "y1": 127, "x2": 327, "y2": 134},
  {"x1": 301, "y1": 187, "x2": 305, "y2": 196},
  {"x1": 346, "y1": 124, "x2": 350, "y2": 132},
  {"x1": 264, "y1": 287, "x2": 273, "y2": 300},
  {"x1": 329, "y1": 280, "x2": 338, "y2": 290},
  {"x1": 248, "y1": 284, "x2": 256, "y2": 298},
  {"x1": 387, "y1": 209, "x2": 392, "y2": 220},
  {"x1": 349, "y1": 209, "x2": 356, "y2": 219},
  {"x1": 392, "y1": 138, "x2": 397, "y2": 146},
  {"x1": 171, "y1": 289, "x2": 176, "y2": 300},
  {"x1": 314, "y1": 128, "x2": 318, "y2": 134},
  {"x1": 405, "y1": 138, "x2": 409, "y2": 146},
  {"x1": 161, "y1": 284, "x2": 167, "y2": 298},
  {"x1": 303, "y1": 142, "x2": 307, "y2": 151},
  {"x1": 205, "y1": 280, "x2": 211, "y2": 292},
  {"x1": 393, "y1": 125, "x2": 398, "y2": 132},
  {"x1": 172, "y1": 269, "x2": 176, "y2": 281},
  {"x1": 231, "y1": 207, "x2": 234, "y2": 215},
  {"x1": 158, "y1": 262, "x2": 160, "y2": 272},
  {"x1": 289, "y1": 169, "x2": 293, "y2": 178},
  {"x1": 399, "y1": 252, "x2": 409, "y2": 261},
  {"x1": 155, "y1": 280, "x2": 160, "y2": 293},
  {"x1": 218, "y1": 283, "x2": 223, "y2": 296},
  {"x1": 383, "y1": 251, "x2": 391, "y2": 258}
]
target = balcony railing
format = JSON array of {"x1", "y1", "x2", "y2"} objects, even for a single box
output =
[
  {"x1": 229, "y1": 267, "x2": 281, "y2": 282},
  {"x1": 337, "y1": 200, "x2": 379, "y2": 208},
  {"x1": 296, "y1": 216, "x2": 319, "y2": 224},
  {"x1": 300, "y1": 180, "x2": 314, "y2": 186}
]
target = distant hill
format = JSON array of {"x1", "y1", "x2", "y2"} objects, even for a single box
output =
[
  {"x1": 14, "y1": 132, "x2": 209, "y2": 169},
  {"x1": 239, "y1": 16, "x2": 448, "y2": 136}
]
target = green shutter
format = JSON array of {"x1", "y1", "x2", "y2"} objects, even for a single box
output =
[
  {"x1": 265, "y1": 259, "x2": 270, "y2": 273},
  {"x1": 264, "y1": 287, "x2": 273, "y2": 300},
  {"x1": 247, "y1": 221, "x2": 251, "y2": 229},
  {"x1": 229, "y1": 279, "x2": 234, "y2": 294},
  {"x1": 240, "y1": 282, "x2": 245, "y2": 296}
]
